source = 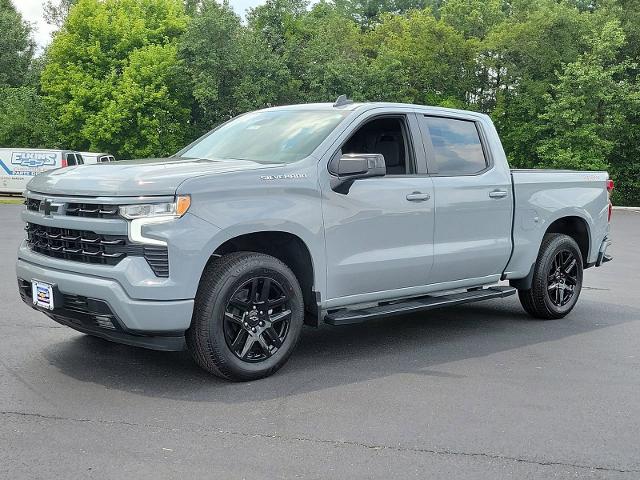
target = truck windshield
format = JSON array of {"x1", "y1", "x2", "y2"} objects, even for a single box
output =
[{"x1": 179, "y1": 110, "x2": 349, "y2": 164}]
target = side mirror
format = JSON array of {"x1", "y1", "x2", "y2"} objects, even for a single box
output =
[{"x1": 329, "y1": 153, "x2": 386, "y2": 194}]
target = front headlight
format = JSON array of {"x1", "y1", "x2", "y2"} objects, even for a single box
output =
[
  {"x1": 121, "y1": 196, "x2": 191, "y2": 247},
  {"x1": 119, "y1": 195, "x2": 191, "y2": 220}
]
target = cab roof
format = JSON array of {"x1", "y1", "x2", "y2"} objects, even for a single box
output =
[{"x1": 260, "y1": 101, "x2": 489, "y2": 120}]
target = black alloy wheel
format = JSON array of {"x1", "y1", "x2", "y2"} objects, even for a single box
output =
[
  {"x1": 223, "y1": 277, "x2": 292, "y2": 362},
  {"x1": 546, "y1": 250, "x2": 579, "y2": 307}
]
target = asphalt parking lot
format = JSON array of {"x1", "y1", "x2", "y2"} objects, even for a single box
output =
[{"x1": 1, "y1": 204, "x2": 639, "y2": 479}]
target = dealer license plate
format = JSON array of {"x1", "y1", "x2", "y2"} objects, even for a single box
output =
[{"x1": 32, "y1": 280, "x2": 54, "y2": 310}]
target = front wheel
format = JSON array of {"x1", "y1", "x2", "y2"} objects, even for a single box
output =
[
  {"x1": 187, "y1": 252, "x2": 304, "y2": 381},
  {"x1": 518, "y1": 233, "x2": 583, "y2": 319}
]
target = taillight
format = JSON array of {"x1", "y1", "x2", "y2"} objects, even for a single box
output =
[
  {"x1": 61, "y1": 157, "x2": 68, "y2": 168},
  {"x1": 607, "y1": 179, "x2": 614, "y2": 222}
]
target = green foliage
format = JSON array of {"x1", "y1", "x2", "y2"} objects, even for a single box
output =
[
  {"x1": 40, "y1": 0, "x2": 190, "y2": 158},
  {"x1": 537, "y1": 19, "x2": 627, "y2": 171},
  {"x1": 364, "y1": 10, "x2": 475, "y2": 106},
  {"x1": 0, "y1": 0, "x2": 35, "y2": 87},
  {"x1": 179, "y1": 0, "x2": 291, "y2": 133},
  {"x1": 440, "y1": 0, "x2": 504, "y2": 39},
  {"x1": 485, "y1": 1, "x2": 597, "y2": 168},
  {"x1": 285, "y1": 2, "x2": 370, "y2": 102},
  {"x1": 43, "y1": 0, "x2": 78, "y2": 27},
  {"x1": 0, "y1": 87, "x2": 54, "y2": 148},
  {"x1": 334, "y1": 0, "x2": 428, "y2": 28}
]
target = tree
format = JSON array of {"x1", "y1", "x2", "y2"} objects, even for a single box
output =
[
  {"x1": 0, "y1": 0, "x2": 35, "y2": 87},
  {"x1": 364, "y1": 10, "x2": 475, "y2": 106},
  {"x1": 537, "y1": 19, "x2": 627, "y2": 171},
  {"x1": 0, "y1": 87, "x2": 54, "y2": 148},
  {"x1": 280, "y1": 2, "x2": 369, "y2": 102},
  {"x1": 334, "y1": 0, "x2": 428, "y2": 28},
  {"x1": 440, "y1": 0, "x2": 504, "y2": 39},
  {"x1": 44, "y1": 0, "x2": 78, "y2": 27},
  {"x1": 247, "y1": 0, "x2": 308, "y2": 54},
  {"x1": 483, "y1": 1, "x2": 597, "y2": 167},
  {"x1": 179, "y1": 0, "x2": 293, "y2": 133},
  {"x1": 40, "y1": 0, "x2": 191, "y2": 158}
]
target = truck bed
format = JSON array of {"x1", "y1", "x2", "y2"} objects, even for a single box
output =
[{"x1": 505, "y1": 169, "x2": 610, "y2": 280}]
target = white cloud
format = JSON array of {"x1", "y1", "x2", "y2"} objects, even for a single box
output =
[{"x1": 14, "y1": 0, "x2": 57, "y2": 51}]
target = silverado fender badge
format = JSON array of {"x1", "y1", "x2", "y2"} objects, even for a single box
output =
[{"x1": 260, "y1": 173, "x2": 308, "y2": 181}]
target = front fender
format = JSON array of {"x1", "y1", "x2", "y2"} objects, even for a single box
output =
[{"x1": 177, "y1": 161, "x2": 326, "y2": 299}]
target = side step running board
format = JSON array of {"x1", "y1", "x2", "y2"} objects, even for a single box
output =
[{"x1": 324, "y1": 286, "x2": 516, "y2": 326}]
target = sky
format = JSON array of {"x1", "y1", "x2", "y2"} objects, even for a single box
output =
[{"x1": 15, "y1": 0, "x2": 265, "y2": 50}]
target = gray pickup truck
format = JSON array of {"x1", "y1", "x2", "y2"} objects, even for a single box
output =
[{"x1": 16, "y1": 100, "x2": 613, "y2": 380}]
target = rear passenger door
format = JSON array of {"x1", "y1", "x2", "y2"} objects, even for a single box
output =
[{"x1": 418, "y1": 114, "x2": 513, "y2": 285}]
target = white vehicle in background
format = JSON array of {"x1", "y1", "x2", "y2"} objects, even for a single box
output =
[
  {"x1": 0, "y1": 149, "x2": 84, "y2": 194},
  {"x1": 79, "y1": 152, "x2": 116, "y2": 164}
]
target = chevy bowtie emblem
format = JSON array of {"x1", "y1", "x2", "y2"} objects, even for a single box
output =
[{"x1": 40, "y1": 199, "x2": 60, "y2": 216}]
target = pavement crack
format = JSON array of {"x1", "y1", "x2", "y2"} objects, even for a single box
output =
[
  {"x1": 2, "y1": 410, "x2": 638, "y2": 474},
  {"x1": 0, "y1": 410, "x2": 138, "y2": 427}
]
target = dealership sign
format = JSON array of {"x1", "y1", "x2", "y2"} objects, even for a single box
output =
[{"x1": 11, "y1": 152, "x2": 58, "y2": 168}]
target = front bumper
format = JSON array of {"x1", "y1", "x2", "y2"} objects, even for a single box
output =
[{"x1": 17, "y1": 258, "x2": 193, "y2": 351}]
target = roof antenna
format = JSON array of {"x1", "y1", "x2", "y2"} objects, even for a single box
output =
[{"x1": 333, "y1": 95, "x2": 353, "y2": 107}]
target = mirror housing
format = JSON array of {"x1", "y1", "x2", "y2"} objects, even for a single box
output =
[{"x1": 329, "y1": 153, "x2": 386, "y2": 194}]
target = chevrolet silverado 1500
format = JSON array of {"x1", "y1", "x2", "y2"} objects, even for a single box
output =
[{"x1": 17, "y1": 100, "x2": 613, "y2": 380}]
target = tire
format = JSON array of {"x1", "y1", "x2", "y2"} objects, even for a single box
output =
[
  {"x1": 518, "y1": 233, "x2": 584, "y2": 319},
  {"x1": 187, "y1": 252, "x2": 304, "y2": 381}
]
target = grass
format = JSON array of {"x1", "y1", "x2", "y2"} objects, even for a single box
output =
[{"x1": 0, "y1": 197, "x2": 23, "y2": 205}]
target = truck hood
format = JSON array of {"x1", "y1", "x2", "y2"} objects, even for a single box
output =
[{"x1": 27, "y1": 157, "x2": 278, "y2": 197}]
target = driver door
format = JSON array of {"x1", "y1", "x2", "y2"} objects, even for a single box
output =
[{"x1": 320, "y1": 111, "x2": 435, "y2": 305}]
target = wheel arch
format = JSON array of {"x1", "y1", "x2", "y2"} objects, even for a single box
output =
[
  {"x1": 510, "y1": 215, "x2": 591, "y2": 291},
  {"x1": 544, "y1": 215, "x2": 591, "y2": 265},
  {"x1": 204, "y1": 230, "x2": 319, "y2": 326}
]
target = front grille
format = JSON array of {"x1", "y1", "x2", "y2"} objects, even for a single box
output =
[
  {"x1": 66, "y1": 202, "x2": 119, "y2": 218},
  {"x1": 24, "y1": 197, "x2": 120, "y2": 218},
  {"x1": 25, "y1": 198, "x2": 41, "y2": 211},
  {"x1": 25, "y1": 222, "x2": 169, "y2": 276},
  {"x1": 18, "y1": 280, "x2": 121, "y2": 331},
  {"x1": 26, "y1": 223, "x2": 129, "y2": 265}
]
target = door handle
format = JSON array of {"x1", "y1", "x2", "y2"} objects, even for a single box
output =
[
  {"x1": 489, "y1": 190, "x2": 508, "y2": 199},
  {"x1": 406, "y1": 192, "x2": 431, "y2": 202}
]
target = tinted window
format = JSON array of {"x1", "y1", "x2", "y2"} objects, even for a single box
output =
[
  {"x1": 180, "y1": 110, "x2": 349, "y2": 164},
  {"x1": 76, "y1": 154, "x2": 84, "y2": 165},
  {"x1": 424, "y1": 117, "x2": 487, "y2": 175},
  {"x1": 341, "y1": 117, "x2": 413, "y2": 175},
  {"x1": 66, "y1": 154, "x2": 77, "y2": 166}
]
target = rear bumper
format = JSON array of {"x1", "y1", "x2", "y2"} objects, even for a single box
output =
[{"x1": 16, "y1": 258, "x2": 193, "y2": 351}]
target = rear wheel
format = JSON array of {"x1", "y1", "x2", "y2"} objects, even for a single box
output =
[
  {"x1": 518, "y1": 233, "x2": 583, "y2": 319},
  {"x1": 187, "y1": 252, "x2": 304, "y2": 381}
]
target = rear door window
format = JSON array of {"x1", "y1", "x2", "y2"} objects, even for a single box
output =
[
  {"x1": 422, "y1": 116, "x2": 487, "y2": 175},
  {"x1": 66, "y1": 153, "x2": 77, "y2": 166}
]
